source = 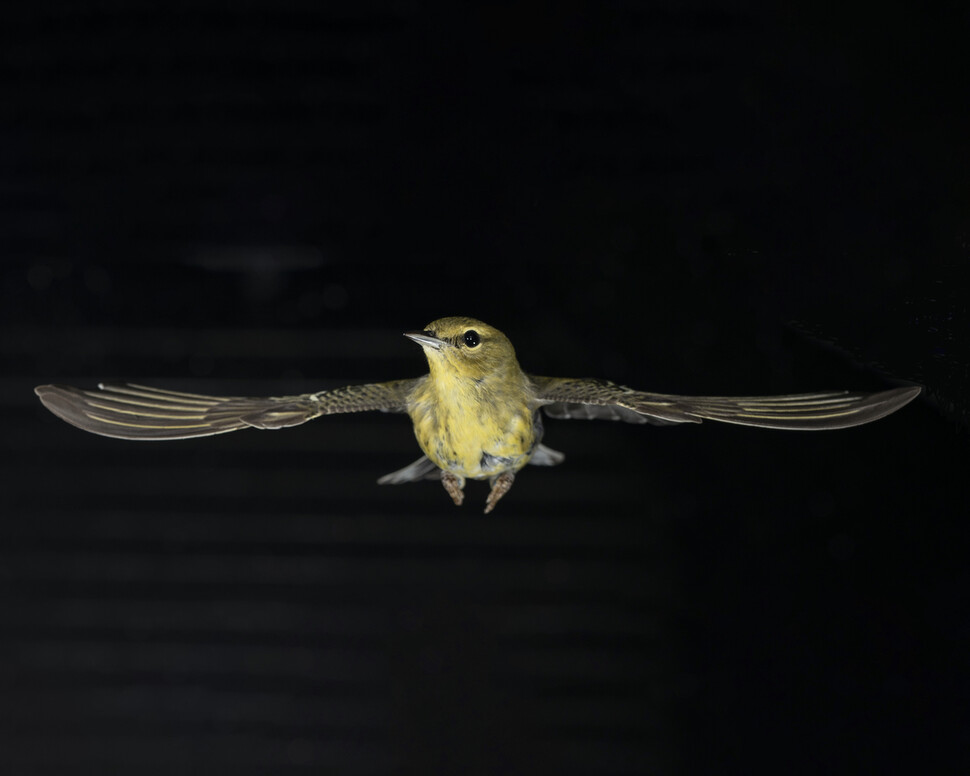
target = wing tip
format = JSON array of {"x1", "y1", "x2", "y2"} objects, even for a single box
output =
[
  {"x1": 33, "y1": 381, "x2": 242, "y2": 440},
  {"x1": 34, "y1": 383, "x2": 61, "y2": 399},
  {"x1": 888, "y1": 385, "x2": 921, "y2": 404},
  {"x1": 34, "y1": 384, "x2": 102, "y2": 435},
  {"x1": 34, "y1": 383, "x2": 76, "y2": 412},
  {"x1": 864, "y1": 385, "x2": 921, "y2": 416}
]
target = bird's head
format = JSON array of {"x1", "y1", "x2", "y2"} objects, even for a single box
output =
[{"x1": 404, "y1": 317, "x2": 520, "y2": 382}]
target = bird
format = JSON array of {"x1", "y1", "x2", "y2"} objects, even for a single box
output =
[{"x1": 35, "y1": 316, "x2": 921, "y2": 513}]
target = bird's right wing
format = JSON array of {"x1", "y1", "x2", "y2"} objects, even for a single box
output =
[{"x1": 35, "y1": 379, "x2": 422, "y2": 440}]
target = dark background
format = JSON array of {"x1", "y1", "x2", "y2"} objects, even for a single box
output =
[{"x1": 2, "y1": 1, "x2": 968, "y2": 774}]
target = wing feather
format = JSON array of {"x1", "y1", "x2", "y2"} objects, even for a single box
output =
[
  {"x1": 531, "y1": 376, "x2": 920, "y2": 431},
  {"x1": 35, "y1": 379, "x2": 421, "y2": 440}
]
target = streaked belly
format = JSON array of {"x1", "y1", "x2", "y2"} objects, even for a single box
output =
[{"x1": 411, "y1": 405, "x2": 537, "y2": 480}]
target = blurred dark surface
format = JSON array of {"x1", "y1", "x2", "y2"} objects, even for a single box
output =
[{"x1": 2, "y1": 1, "x2": 968, "y2": 774}]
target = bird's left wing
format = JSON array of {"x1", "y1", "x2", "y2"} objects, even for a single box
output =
[
  {"x1": 530, "y1": 377, "x2": 920, "y2": 430},
  {"x1": 35, "y1": 379, "x2": 421, "y2": 440}
]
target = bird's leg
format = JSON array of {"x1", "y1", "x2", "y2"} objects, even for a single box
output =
[
  {"x1": 440, "y1": 471, "x2": 465, "y2": 506},
  {"x1": 484, "y1": 471, "x2": 515, "y2": 514}
]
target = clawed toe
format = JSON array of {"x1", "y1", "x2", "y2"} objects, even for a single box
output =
[
  {"x1": 441, "y1": 471, "x2": 465, "y2": 506},
  {"x1": 484, "y1": 471, "x2": 515, "y2": 514}
]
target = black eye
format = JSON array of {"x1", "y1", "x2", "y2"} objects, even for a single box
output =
[{"x1": 463, "y1": 329, "x2": 481, "y2": 348}]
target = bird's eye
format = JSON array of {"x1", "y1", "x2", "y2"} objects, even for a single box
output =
[{"x1": 463, "y1": 330, "x2": 481, "y2": 348}]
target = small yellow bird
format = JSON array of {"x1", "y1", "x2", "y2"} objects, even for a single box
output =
[{"x1": 35, "y1": 316, "x2": 920, "y2": 513}]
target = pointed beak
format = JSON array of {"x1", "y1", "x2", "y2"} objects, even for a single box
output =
[{"x1": 404, "y1": 330, "x2": 448, "y2": 351}]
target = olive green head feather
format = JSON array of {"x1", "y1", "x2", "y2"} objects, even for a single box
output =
[{"x1": 404, "y1": 316, "x2": 520, "y2": 381}]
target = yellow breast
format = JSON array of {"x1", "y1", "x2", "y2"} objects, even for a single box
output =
[{"x1": 408, "y1": 372, "x2": 537, "y2": 480}]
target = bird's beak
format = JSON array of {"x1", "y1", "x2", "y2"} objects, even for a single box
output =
[{"x1": 404, "y1": 330, "x2": 448, "y2": 351}]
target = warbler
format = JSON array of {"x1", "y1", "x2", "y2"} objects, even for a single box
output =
[{"x1": 35, "y1": 316, "x2": 920, "y2": 513}]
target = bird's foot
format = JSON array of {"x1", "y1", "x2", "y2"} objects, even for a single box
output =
[
  {"x1": 441, "y1": 471, "x2": 465, "y2": 506},
  {"x1": 484, "y1": 472, "x2": 515, "y2": 514}
]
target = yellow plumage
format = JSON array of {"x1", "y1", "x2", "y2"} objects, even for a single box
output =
[
  {"x1": 409, "y1": 349, "x2": 535, "y2": 479},
  {"x1": 401, "y1": 317, "x2": 541, "y2": 511}
]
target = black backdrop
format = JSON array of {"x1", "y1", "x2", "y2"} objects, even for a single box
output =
[{"x1": 2, "y1": 2, "x2": 968, "y2": 774}]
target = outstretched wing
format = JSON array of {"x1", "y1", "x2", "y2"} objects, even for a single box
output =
[
  {"x1": 35, "y1": 379, "x2": 421, "y2": 440},
  {"x1": 530, "y1": 377, "x2": 920, "y2": 431}
]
